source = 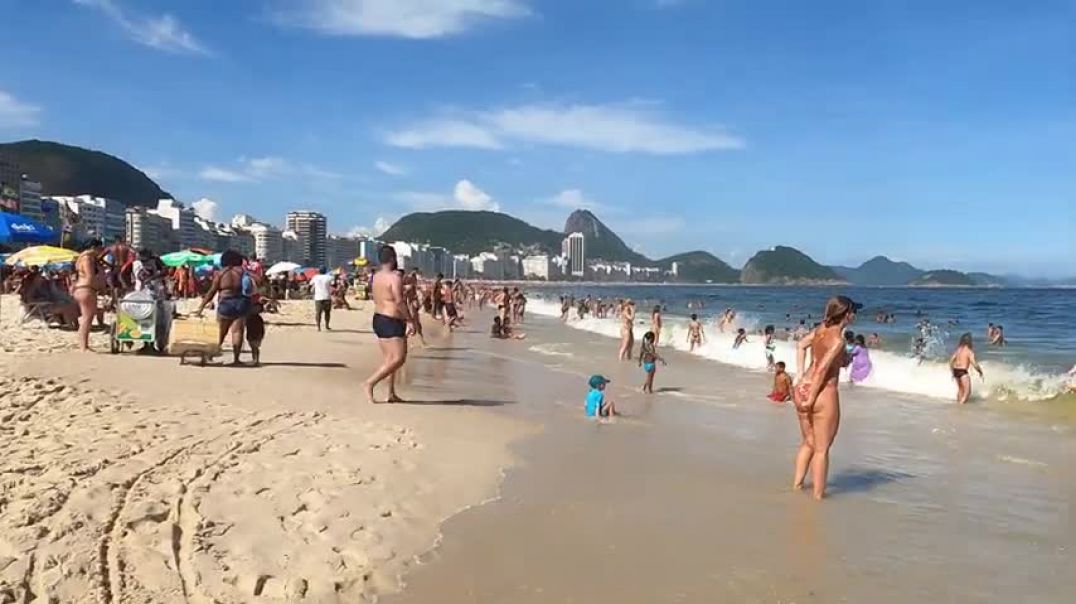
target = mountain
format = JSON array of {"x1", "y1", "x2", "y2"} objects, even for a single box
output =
[
  {"x1": 833, "y1": 255, "x2": 924, "y2": 286},
  {"x1": 967, "y1": 272, "x2": 1008, "y2": 287},
  {"x1": 658, "y1": 251, "x2": 739, "y2": 283},
  {"x1": 908, "y1": 269, "x2": 977, "y2": 287},
  {"x1": 379, "y1": 211, "x2": 563, "y2": 256},
  {"x1": 740, "y1": 246, "x2": 846, "y2": 285},
  {"x1": 0, "y1": 139, "x2": 171, "y2": 205},
  {"x1": 563, "y1": 209, "x2": 648, "y2": 264}
]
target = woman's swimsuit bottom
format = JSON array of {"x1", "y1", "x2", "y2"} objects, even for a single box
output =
[
  {"x1": 217, "y1": 295, "x2": 251, "y2": 320},
  {"x1": 373, "y1": 313, "x2": 407, "y2": 339},
  {"x1": 643, "y1": 362, "x2": 656, "y2": 373},
  {"x1": 951, "y1": 367, "x2": 969, "y2": 379}
]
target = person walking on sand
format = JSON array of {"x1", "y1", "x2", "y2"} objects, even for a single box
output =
[
  {"x1": 618, "y1": 300, "x2": 636, "y2": 360},
  {"x1": 949, "y1": 333, "x2": 984, "y2": 404},
  {"x1": 194, "y1": 250, "x2": 257, "y2": 366},
  {"x1": 310, "y1": 267, "x2": 334, "y2": 331},
  {"x1": 687, "y1": 313, "x2": 705, "y2": 351},
  {"x1": 364, "y1": 246, "x2": 415, "y2": 404},
  {"x1": 651, "y1": 305, "x2": 663, "y2": 346},
  {"x1": 792, "y1": 296, "x2": 861, "y2": 500}
]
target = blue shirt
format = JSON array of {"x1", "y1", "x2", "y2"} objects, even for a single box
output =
[{"x1": 585, "y1": 389, "x2": 604, "y2": 417}]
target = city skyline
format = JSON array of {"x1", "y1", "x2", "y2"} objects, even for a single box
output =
[{"x1": 0, "y1": 1, "x2": 1071, "y2": 276}]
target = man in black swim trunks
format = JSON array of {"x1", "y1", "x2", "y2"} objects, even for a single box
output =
[{"x1": 364, "y1": 246, "x2": 415, "y2": 403}]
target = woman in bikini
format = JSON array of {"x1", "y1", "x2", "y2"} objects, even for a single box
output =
[
  {"x1": 792, "y1": 296, "x2": 860, "y2": 500},
  {"x1": 72, "y1": 239, "x2": 105, "y2": 351},
  {"x1": 949, "y1": 333, "x2": 984, "y2": 404},
  {"x1": 618, "y1": 299, "x2": 636, "y2": 361},
  {"x1": 194, "y1": 250, "x2": 254, "y2": 365}
]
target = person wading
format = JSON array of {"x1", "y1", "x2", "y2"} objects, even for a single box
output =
[{"x1": 364, "y1": 246, "x2": 416, "y2": 403}]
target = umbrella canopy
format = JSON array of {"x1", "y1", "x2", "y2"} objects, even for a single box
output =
[
  {"x1": 160, "y1": 250, "x2": 211, "y2": 267},
  {"x1": 352, "y1": 257, "x2": 369, "y2": 267},
  {"x1": 0, "y1": 213, "x2": 58, "y2": 245},
  {"x1": 4, "y1": 245, "x2": 78, "y2": 267},
  {"x1": 266, "y1": 261, "x2": 300, "y2": 275},
  {"x1": 295, "y1": 267, "x2": 321, "y2": 281}
]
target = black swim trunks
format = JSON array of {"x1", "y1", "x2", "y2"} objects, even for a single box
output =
[
  {"x1": 445, "y1": 303, "x2": 458, "y2": 318},
  {"x1": 372, "y1": 313, "x2": 407, "y2": 339},
  {"x1": 951, "y1": 367, "x2": 969, "y2": 379}
]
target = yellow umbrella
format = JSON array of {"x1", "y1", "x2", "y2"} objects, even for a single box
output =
[
  {"x1": 4, "y1": 245, "x2": 79, "y2": 267},
  {"x1": 352, "y1": 257, "x2": 369, "y2": 267}
]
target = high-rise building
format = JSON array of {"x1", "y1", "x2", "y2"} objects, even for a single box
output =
[
  {"x1": 153, "y1": 199, "x2": 199, "y2": 249},
  {"x1": 522, "y1": 255, "x2": 558, "y2": 280},
  {"x1": 53, "y1": 195, "x2": 126, "y2": 241},
  {"x1": 247, "y1": 222, "x2": 284, "y2": 263},
  {"x1": 563, "y1": 232, "x2": 586, "y2": 277},
  {"x1": 282, "y1": 230, "x2": 305, "y2": 264},
  {"x1": 285, "y1": 211, "x2": 327, "y2": 266},
  {"x1": 126, "y1": 206, "x2": 176, "y2": 254},
  {"x1": 18, "y1": 178, "x2": 44, "y2": 223},
  {"x1": 357, "y1": 239, "x2": 381, "y2": 264},
  {"x1": 0, "y1": 156, "x2": 22, "y2": 213},
  {"x1": 326, "y1": 235, "x2": 362, "y2": 269}
]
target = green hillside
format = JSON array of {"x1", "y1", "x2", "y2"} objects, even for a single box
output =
[
  {"x1": 0, "y1": 139, "x2": 171, "y2": 205},
  {"x1": 740, "y1": 246, "x2": 845, "y2": 284},
  {"x1": 380, "y1": 211, "x2": 564, "y2": 256},
  {"x1": 908, "y1": 270, "x2": 977, "y2": 287},
  {"x1": 833, "y1": 255, "x2": 924, "y2": 286},
  {"x1": 658, "y1": 251, "x2": 739, "y2": 283},
  {"x1": 563, "y1": 209, "x2": 649, "y2": 264}
]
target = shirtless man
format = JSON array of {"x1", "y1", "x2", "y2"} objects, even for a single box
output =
[
  {"x1": 105, "y1": 236, "x2": 135, "y2": 304},
  {"x1": 430, "y1": 273, "x2": 444, "y2": 319},
  {"x1": 949, "y1": 333, "x2": 984, "y2": 404},
  {"x1": 442, "y1": 279, "x2": 460, "y2": 330},
  {"x1": 618, "y1": 300, "x2": 636, "y2": 361},
  {"x1": 687, "y1": 313, "x2": 705, "y2": 351},
  {"x1": 364, "y1": 246, "x2": 415, "y2": 403},
  {"x1": 403, "y1": 268, "x2": 427, "y2": 346}
]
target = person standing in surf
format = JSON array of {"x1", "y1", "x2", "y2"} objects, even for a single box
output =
[
  {"x1": 618, "y1": 300, "x2": 636, "y2": 360},
  {"x1": 792, "y1": 296, "x2": 861, "y2": 500},
  {"x1": 364, "y1": 246, "x2": 415, "y2": 404},
  {"x1": 650, "y1": 305, "x2": 663, "y2": 346},
  {"x1": 949, "y1": 333, "x2": 984, "y2": 404}
]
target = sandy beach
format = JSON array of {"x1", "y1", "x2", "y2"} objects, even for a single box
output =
[
  {"x1": 0, "y1": 296, "x2": 533, "y2": 602},
  {"x1": 2, "y1": 293, "x2": 1074, "y2": 603}
]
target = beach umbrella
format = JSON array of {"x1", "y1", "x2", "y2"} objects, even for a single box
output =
[
  {"x1": 266, "y1": 261, "x2": 300, "y2": 275},
  {"x1": 160, "y1": 250, "x2": 210, "y2": 267},
  {"x1": 352, "y1": 257, "x2": 369, "y2": 267},
  {"x1": 0, "y1": 213, "x2": 59, "y2": 245},
  {"x1": 295, "y1": 267, "x2": 321, "y2": 281},
  {"x1": 4, "y1": 245, "x2": 78, "y2": 267}
]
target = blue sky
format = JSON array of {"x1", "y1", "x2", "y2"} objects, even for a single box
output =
[{"x1": 1, "y1": 0, "x2": 1072, "y2": 276}]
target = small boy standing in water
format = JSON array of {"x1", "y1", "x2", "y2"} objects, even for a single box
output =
[
  {"x1": 768, "y1": 361, "x2": 792, "y2": 403},
  {"x1": 585, "y1": 375, "x2": 617, "y2": 418},
  {"x1": 639, "y1": 331, "x2": 667, "y2": 394}
]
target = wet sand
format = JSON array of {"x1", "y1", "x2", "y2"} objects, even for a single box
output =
[{"x1": 386, "y1": 313, "x2": 1075, "y2": 604}]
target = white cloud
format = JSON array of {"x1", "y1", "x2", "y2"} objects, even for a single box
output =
[
  {"x1": 191, "y1": 198, "x2": 219, "y2": 222},
  {"x1": 0, "y1": 90, "x2": 42, "y2": 128},
  {"x1": 386, "y1": 119, "x2": 504, "y2": 150},
  {"x1": 198, "y1": 156, "x2": 338, "y2": 183},
  {"x1": 73, "y1": 0, "x2": 210, "y2": 56},
  {"x1": 199, "y1": 167, "x2": 254, "y2": 183},
  {"x1": 453, "y1": 179, "x2": 499, "y2": 211},
  {"x1": 271, "y1": 0, "x2": 531, "y2": 39},
  {"x1": 348, "y1": 216, "x2": 394, "y2": 237},
  {"x1": 544, "y1": 189, "x2": 606, "y2": 211},
  {"x1": 374, "y1": 160, "x2": 407, "y2": 176},
  {"x1": 395, "y1": 179, "x2": 500, "y2": 212},
  {"x1": 386, "y1": 102, "x2": 743, "y2": 155}
]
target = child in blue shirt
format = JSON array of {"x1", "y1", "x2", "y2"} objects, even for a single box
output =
[{"x1": 585, "y1": 375, "x2": 617, "y2": 418}]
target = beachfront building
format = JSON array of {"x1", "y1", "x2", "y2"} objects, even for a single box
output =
[
  {"x1": 39, "y1": 197, "x2": 61, "y2": 231},
  {"x1": 563, "y1": 232, "x2": 586, "y2": 277},
  {"x1": 54, "y1": 195, "x2": 126, "y2": 241},
  {"x1": 154, "y1": 199, "x2": 200, "y2": 249},
  {"x1": 470, "y1": 252, "x2": 505, "y2": 280},
  {"x1": 285, "y1": 210, "x2": 327, "y2": 267},
  {"x1": 392, "y1": 241, "x2": 435, "y2": 274},
  {"x1": 522, "y1": 254, "x2": 561, "y2": 280},
  {"x1": 126, "y1": 206, "x2": 177, "y2": 254},
  {"x1": 632, "y1": 265, "x2": 663, "y2": 282},
  {"x1": 451, "y1": 254, "x2": 472, "y2": 279},
  {"x1": 282, "y1": 230, "x2": 305, "y2": 264},
  {"x1": 17, "y1": 178, "x2": 44, "y2": 223},
  {"x1": 247, "y1": 222, "x2": 284, "y2": 263},
  {"x1": 326, "y1": 235, "x2": 362, "y2": 269},
  {"x1": 0, "y1": 157, "x2": 20, "y2": 213},
  {"x1": 357, "y1": 238, "x2": 381, "y2": 264}
]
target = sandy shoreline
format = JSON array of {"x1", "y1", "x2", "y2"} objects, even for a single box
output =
[{"x1": 0, "y1": 295, "x2": 534, "y2": 602}]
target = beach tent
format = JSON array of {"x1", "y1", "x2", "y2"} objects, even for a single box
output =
[
  {"x1": 266, "y1": 261, "x2": 300, "y2": 275},
  {"x1": 0, "y1": 213, "x2": 58, "y2": 245},
  {"x1": 161, "y1": 250, "x2": 211, "y2": 267},
  {"x1": 4, "y1": 245, "x2": 78, "y2": 267}
]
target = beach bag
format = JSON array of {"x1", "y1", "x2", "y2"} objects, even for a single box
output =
[{"x1": 240, "y1": 270, "x2": 255, "y2": 297}]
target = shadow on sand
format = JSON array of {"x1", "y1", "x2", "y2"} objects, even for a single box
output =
[
  {"x1": 257, "y1": 361, "x2": 349, "y2": 369},
  {"x1": 826, "y1": 467, "x2": 914, "y2": 495},
  {"x1": 390, "y1": 398, "x2": 513, "y2": 407}
]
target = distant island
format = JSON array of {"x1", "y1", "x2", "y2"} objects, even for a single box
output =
[{"x1": 3, "y1": 138, "x2": 1068, "y2": 287}]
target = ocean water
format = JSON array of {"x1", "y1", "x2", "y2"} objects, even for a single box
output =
[{"x1": 526, "y1": 285, "x2": 1075, "y2": 403}]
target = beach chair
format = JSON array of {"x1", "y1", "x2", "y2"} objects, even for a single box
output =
[{"x1": 20, "y1": 301, "x2": 53, "y2": 325}]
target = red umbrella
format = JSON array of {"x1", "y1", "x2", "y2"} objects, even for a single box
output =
[{"x1": 297, "y1": 267, "x2": 320, "y2": 281}]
